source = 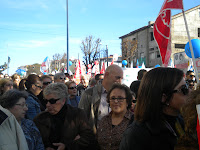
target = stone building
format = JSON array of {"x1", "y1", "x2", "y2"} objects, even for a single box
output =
[{"x1": 119, "y1": 5, "x2": 200, "y2": 68}]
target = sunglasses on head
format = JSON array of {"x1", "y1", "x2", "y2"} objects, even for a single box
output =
[
  {"x1": 44, "y1": 98, "x2": 61, "y2": 104},
  {"x1": 173, "y1": 84, "x2": 189, "y2": 95},
  {"x1": 43, "y1": 82, "x2": 52, "y2": 85},
  {"x1": 69, "y1": 86, "x2": 77, "y2": 90}
]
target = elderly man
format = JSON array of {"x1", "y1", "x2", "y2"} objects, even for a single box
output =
[
  {"x1": 78, "y1": 64, "x2": 123, "y2": 133},
  {"x1": 34, "y1": 83, "x2": 96, "y2": 150},
  {"x1": 54, "y1": 73, "x2": 66, "y2": 83}
]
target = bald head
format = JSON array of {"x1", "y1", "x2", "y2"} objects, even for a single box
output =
[{"x1": 102, "y1": 64, "x2": 123, "y2": 91}]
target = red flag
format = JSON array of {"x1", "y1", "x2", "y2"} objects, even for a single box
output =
[
  {"x1": 100, "y1": 62, "x2": 105, "y2": 74},
  {"x1": 196, "y1": 104, "x2": 200, "y2": 149},
  {"x1": 154, "y1": 0, "x2": 183, "y2": 66},
  {"x1": 197, "y1": 117, "x2": 200, "y2": 149}
]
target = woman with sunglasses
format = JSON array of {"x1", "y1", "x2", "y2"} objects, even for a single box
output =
[
  {"x1": 97, "y1": 83, "x2": 133, "y2": 150},
  {"x1": 0, "y1": 89, "x2": 45, "y2": 150},
  {"x1": 34, "y1": 83, "x2": 97, "y2": 150},
  {"x1": 37, "y1": 75, "x2": 52, "y2": 111},
  {"x1": 25, "y1": 74, "x2": 42, "y2": 120},
  {"x1": 65, "y1": 81, "x2": 80, "y2": 107},
  {"x1": 120, "y1": 67, "x2": 188, "y2": 150}
]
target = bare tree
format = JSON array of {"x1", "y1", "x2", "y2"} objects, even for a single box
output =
[
  {"x1": 80, "y1": 35, "x2": 101, "y2": 70},
  {"x1": 121, "y1": 38, "x2": 138, "y2": 67}
]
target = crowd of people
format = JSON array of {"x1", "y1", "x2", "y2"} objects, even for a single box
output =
[{"x1": 0, "y1": 65, "x2": 199, "y2": 150}]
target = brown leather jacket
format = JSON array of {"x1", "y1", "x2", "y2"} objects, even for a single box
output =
[{"x1": 34, "y1": 104, "x2": 97, "y2": 150}]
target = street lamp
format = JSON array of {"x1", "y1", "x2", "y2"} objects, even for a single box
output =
[{"x1": 66, "y1": 0, "x2": 69, "y2": 73}]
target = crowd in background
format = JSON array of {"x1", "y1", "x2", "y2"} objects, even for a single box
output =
[{"x1": 0, "y1": 65, "x2": 199, "y2": 150}]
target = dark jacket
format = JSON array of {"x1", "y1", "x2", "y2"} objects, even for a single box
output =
[
  {"x1": 120, "y1": 120, "x2": 177, "y2": 150},
  {"x1": 34, "y1": 104, "x2": 97, "y2": 150}
]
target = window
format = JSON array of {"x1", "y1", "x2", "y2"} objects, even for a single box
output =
[
  {"x1": 132, "y1": 38, "x2": 136, "y2": 41},
  {"x1": 150, "y1": 48, "x2": 154, "y2": 51},
  {"x1": 149, "y1": 52, "x2": 155, "y2": 60},
  {"x1": 150, "y1": 32, "x2": 154, "y2": 41},
  {"x1": 140, "y1": 52, "x2": 144, "y2": 58},
  {"x1": 198, "y1": 28, "x2": 200, "y2": 37},
  {"x1": 156, "y1": 51, "x2": 160, "y2": 58},
  {"x1": 175, "y1": 44, "x2": 185, "y2": 49}
]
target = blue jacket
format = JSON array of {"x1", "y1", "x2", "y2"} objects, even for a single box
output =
[
  {"x1": 21, "y1": 119, "x2": 45, "y2": 150},
  {"x1": 26, "y1": 92, "x2": 41, "y2": 120}
]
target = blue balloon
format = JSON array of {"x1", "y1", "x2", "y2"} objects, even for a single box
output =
[
  {"x1": 69, "y1": 61, "x2": 72, "y2": 66},
  {"x1": 122, "y1": 60, "x2": 127, "y2": 66},
  {"x1": 185, "y1": 39, "x2": 200, "y2": 58},
  {"x1": 155, "y1": 64, "x2": 160, "y2": 68}
]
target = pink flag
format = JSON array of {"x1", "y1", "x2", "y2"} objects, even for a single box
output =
[
  {"x1": 74, "y1": 60, "x2": 82, "y2": 84},
  {"x1": 100, "y1": 62, "x2": 105, "y2": 74},
  {"x1": 154, "y1": 0, "x2": 183, "y2": 66},
  {"x1": 94, "y1": 60, "x2": 100, "y2": 75}
]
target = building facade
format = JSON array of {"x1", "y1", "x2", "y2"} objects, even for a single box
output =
[{"x1": 119, "y1": 5, "x2": 200, "y2": 68}]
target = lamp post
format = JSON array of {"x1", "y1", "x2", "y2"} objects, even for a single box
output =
[{"x1": 66, "y1": 0, "x2": 69, "y2": 73}]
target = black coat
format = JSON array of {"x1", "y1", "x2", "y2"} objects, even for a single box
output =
[
  {"x1": 34, "y1": 104, "x2": 97, "y2": 150},
  {"x1": 120, "y1": 120, "x2": 177, "y2": 150}
]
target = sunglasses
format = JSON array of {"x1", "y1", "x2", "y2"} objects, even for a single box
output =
[
  {"x1": 69, "y1": 86, "x2": 77, "y2": 90},
  {"x1": 44, "y1": 98, "x2": 61, "y2": 104},
  {"x1": 60, "y1": 77, "x2": 66, "y2": 80},
  {"x1": 173, "y1": 84, "x2": 189, "y2": 95},
  {"x1": 132, "y1": 100, "x2": 137, "y2": 103},
  {"x1": 190, "y1": 75, "x2": 195, "y2": 77},
  {"x1": 43, "y1": 82, "x2": 52, "y2": 85},
  {"x1": 34, "y1": 84, "x2": 42, "y2": 89}
]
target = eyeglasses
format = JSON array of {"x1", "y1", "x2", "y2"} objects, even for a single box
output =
[
  {"x1": 60, "y1": 77, "x2": 66, "y2": 80},
  {"x1": 15, "y1": 103, "x2": 28, "y2": 108},
  {"x1": 68, "y1": 86, "x2": 77, "y2": 90},
  {"x1": 44, "y1": 98, "x2": 61, "y2": 104},
  {"x1": 110, "y1": 97, "x2": 126, "y2": 102},
  {"x1": 5, "y1": 83, "x2": 13, "y2": 87},
  {"x1": 43, "y1": 82, "x2": 52, "y2": 85},
  {"x1": 173, "y1": 84, "x2": 189, "y2": 95},
  {"x1": 34, "y1": 84, "x2": 42, "y2": 89}
]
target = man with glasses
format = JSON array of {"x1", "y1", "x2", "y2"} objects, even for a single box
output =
[
  {"x1": 79, "y1": 64, "x2": 123, "y2": 133},
  {"x1": 38, "y1": 75, "x2": 52, "y2": 111},
  {"x1": 54, "y1": 73, "x2": 66, "y2": 83}
]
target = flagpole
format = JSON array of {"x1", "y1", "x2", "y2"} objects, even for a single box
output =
[{"x1": 182, "y1": 9, "x2": 199, "y2": 83}]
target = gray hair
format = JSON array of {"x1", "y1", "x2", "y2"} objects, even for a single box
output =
[
  {"x1": 54, "y1": 73, "x2": 65, "y2": 80},
  {"x1": 43, "y1": 83, "x2": 68, "y2": 99}
]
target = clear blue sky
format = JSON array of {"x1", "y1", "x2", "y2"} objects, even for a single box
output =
[{"x1": 0, "y1": 0, "x2": 199, "y2": 75}]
